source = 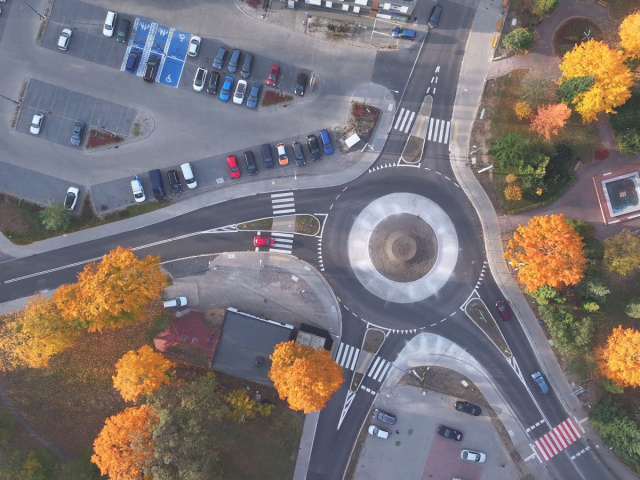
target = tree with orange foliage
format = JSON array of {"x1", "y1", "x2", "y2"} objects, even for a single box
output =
[
  {"x1": 269, "y1": 341, "x2": 343, "y2": 414},
  {"x1": 113, "y1": 345, "x2": 175, "y2": 402},
  {"x1": 619, "y1": 12, "x2": 640, "y2": 59},
  {"x1": 530, "y1": 103, "x2": 571, "y2": 140},
  {"x1": 92, "y1": 405, "x2": 157, "y2": 480},
  {"x1": 504, "y1": 214, "x2": 587, "y2": 291},
  {"x1": 514, "y1": 101, "x2": 533, "y2": 120},
  {"x1": 597, "y1": 326, "x2": 640, "y2": 388},
  {"x1": 54, "y1": 246, "x2": 167, "y2": 332},
  {"x1": 559, "y1": 39, "x2": 632, "y2": 123}
]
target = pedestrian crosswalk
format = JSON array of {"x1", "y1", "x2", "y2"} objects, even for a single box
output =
[
  {"x1": 269, "y1": 232, "x2": 294, "y2": 254},
  {"x1": 335, "y1": 342, "x2": 360, "y2": 371},
  {"x1": 271, "y1": 191, "x2": 295, "y2": 216},
  {"x1": 534, "y1": 418, "x2": 583, "y2": 461},
  {"x1": 393, "y1": 108, "x2": 416, "y2": 134},
  {"x1": 366, "y1": 356, "x2": 392, "y2": 382},
  {"x1": 392, "y1": 108, "x2": 451, "y2": 144}
]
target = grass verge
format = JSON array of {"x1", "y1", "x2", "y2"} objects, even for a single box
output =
[{"x1": 237, "y1": 218, "x2": 273, "y2": 231}]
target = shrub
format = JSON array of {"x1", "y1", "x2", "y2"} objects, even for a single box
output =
[
  {"x1": 602, "y1": 378, "x2": 624, "y2": 395},
  {"x1": 625, "y1": 297, "x2": 640, "y2": 318},
  {"x1": 39, "y1": 202, "x2": 72, "y2": 231},
  {"x1": 574, "y1": 277, "x2": 610, "y2": 304},
  {"x1": 590, "y1": 398, "x2": 640, "y2": 470},
  {"x1": 527, "y1": 284, "x2": 566, "y2": 305},
  {"x1": 617, "y1": 131, "x2": 640, "y2": 155},
  {"x1": 514, "y1": 101, "x2": 533, "y2": 120},
  {"x1": 581, "y1": 301, "x2": 600, "y2": 312},
  {"x1": 503, "y1": 28, "x2": 535, "y2": 53},
  {"x1": 531, "y1": 0, "x2": 558, "y2": 16},
  {"x1": 504, "y1": 185, "x2": 523, "y2": 201},
  {"x1": 505, "y1": 173, "x2": 518, "y2": 183}
]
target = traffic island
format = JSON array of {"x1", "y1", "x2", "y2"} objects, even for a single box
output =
[
  {"x1": 237, "y1": 214, "x2": 320, "y2": 236},
  {"x1": 464, "y1": 297, "x2": 511, "y2": 358},
  {"x1": 400, "y1": 96, "x2": 433, "y2": 164}
]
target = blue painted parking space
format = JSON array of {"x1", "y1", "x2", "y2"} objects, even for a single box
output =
[
  {"x1": 133, "y1": 19, "x2": 152, "y2": 49},
  {"x1": 167, "y1": 29, "x2": 190, "y2": 59},
  {"x1": 159, "y1": 57, "x2": 184, "y2": 87}
]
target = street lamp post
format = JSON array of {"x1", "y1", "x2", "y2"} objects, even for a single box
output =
[
  {"x1": 22, "y1": 0, "x2": 45, "y2": 20},
  {"x1": 0, "y1": 94, "x2": 20, "y2": 105}
]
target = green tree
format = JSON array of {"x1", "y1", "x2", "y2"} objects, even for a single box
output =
[
  {"x1": 557, "y1": 75, "x2": 595, "y2": 106},
  {"x1": 531, "y1": 0, "x2": 558, "y2": 16},
  {"x1": 603, "y1": 230, "x2": 640, "y2": 276},
  {"x1": 574, "y1": 277, "x2": 610, "y2": 304},
  {"x1": 488, "y1": 132, "x2": 530, "y2": 170},
  {"x1": 502, "y1": 28, "x2": 535, "y2": 52},
  {"x1": 581, "y1": 301, "x2": 600, "y2": 312},
  {"x1": 590, "y1": 398, "x2": 640, "y2": 469},
  {"x1": 625, "y1": 297, "x2": 640, "y2": 319},
  {"x1": 617, "y1": 131, "x2": 640, "y2": 155},
  {"x1": 226, "y1": 389, "x2": 275, "y2": 423},
  {"x1": 527, "y1": 285, "x2": 566, "y2": 305},
  {"x1": 39, "y1": 202, "x2": 72, "y2": 231},
  {"x1": 602, "y1": 378, "x2": 624, "y2": 395}
]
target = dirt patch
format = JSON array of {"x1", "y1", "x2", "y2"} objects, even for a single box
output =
[
  {"x1": 362, "y1": 329, "x2": 384, "y2": 354},
  {"x1": 552, "y1": 17, "x2": 603, "y2": 58},
  {"x1": 294, "y1": 215, "x2": 320, "y2": 236},
  {"x1": 261, "y1": 89, "x2": 293, "y2": 107}
]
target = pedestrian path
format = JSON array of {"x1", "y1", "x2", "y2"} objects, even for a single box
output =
[
  {"x1": 334, "y1": 342, "x2": 360, "y2": 371},
  {"x1": 269, "y1": 232, "x2": 294, "y2": 254},
  {"x1": 534, "y1": 418, "x2": 582, "y2": 461},
  {"x1": 271, "y1": 191, "x2": 295, "y2": 215},
  {"x1": 393, "y1": 109, "x2": 451, "y2": 144}
]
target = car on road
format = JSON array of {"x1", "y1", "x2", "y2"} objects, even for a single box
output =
[
  {"x1": 241, "y1": 53, "x2": 253, "y2": 78},
  {"x1": 368, "y1": 425, "x2": 389, "y2": 439},
  {"x1": 213, "y1": 47, "x2": 227, "y2": 69},
  {"x1": 437, "y1": 425, "x2": 463, "y2": 441},
  {"x1": 131, "y1": 177, "x2": 145, "y2": 203},
  {"x1": 30, "y1": 113, "x2": 44, "y2": 135},
  {"x1": 531, "y1": 371, "x2": 549, "y2": 394},
  {"x1": 219, "y1": 76, "x2": 233, "y2": 101},
  {"x1": 455, "y1": 401, "x2": 481, "y2": 416},
  {"x1": 495, "y1": 300, "x2": 511, "y2": 321},
  {"x1": 244, "y1": 151, "x2": 257, "y2": 176},
  {"x1": 206, "y1": 71, "x2": 219, "y2": 95},
  {"x1": 103, "y1": 11, "x2": 117, "y2": 37},
  {"x1": 163, "y1": 297, "x2": 187, "y2": 308},
  {"x1": 233, "y1": 79, "x2": 247, "y2": 105},
  {"x1": 143, "y1": 55, "x2": 160, "y2": 83},
  {"x1": 70, "y1": 121, "x2": 85, "y2": 146},
  {"x1": 193, "y1": 67, "x2": 207, "y2": 92},
  {"x1": 254, "y1": 236, "x2": 274, "y2": 247},
  {"x1": 266, "y1": 64, "x2": 279, "y2": 86},
  {"x1": 247, "y1": 81, "x2": 261, "y2": 109},
  {"x1": 167, "y1": 169, "x2": 182, "y2": 195},
  {"x1": 307, "y1": 134, "x2": 321, "y2": 160},
  {"x1": 292, "y1": 141, "x2": 305, "y2": 166},
  {"x1": 294, "y1": 72, "x2": 307, "y2": 96},
  {"x1": 228, "y1": 49, "x2": 241, "y2": 73},
  {"x1": 188, "y1": 35, "x2": 201, "y2": 57},
  {"x1": 428, "y1": 5, "x2": 442, "y2": 28},
  {"x1": 64, "y1": 187, "x2": 80, "y2": 210},
  {"x1": 57, "y1": 28, "x2": 72, "y2": 50},
  {"x1": 392, "y1": 27, "x2": 416, "y2": 40},
  {"x1": 276, "y1": 142, "x2": 289, "y2": 166},
  {"x1": 117, "y1": 19, "x2": 130, "y2": 43},
  {"x1": 372, "y1": 408, "x2": 397, "y2": 425},
  {"x1": 261, "y1": 144, "x2": 274, "y2": 168},
  {"x1": 227, "y1": 155, "x2": 241, "y2": 179},
  {"x1": 460, "y1": 449, "x2": 486, "y2": 463}
]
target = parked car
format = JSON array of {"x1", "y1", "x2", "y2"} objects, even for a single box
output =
[
  {"x1": 125, "y1": 51, "x2": 141, "y2": 72},
  {"x1": 294, "y1": 72, "x2": 307, "y2": 96},
  {"x1": 460, "y1": 449, "x2": 486, "y2": 463},
  {"x1": 228, "y1": 49, "x2": 241, "y2": 73},
  {"x1": 372, "y1": 408, "x2": 397, "y2": 425},
  {"x1": 455, "y1": 401, "x2": 481, "y2": 416},
  {"x1": 227, "y1": 155, "x2": 241, "y2": 179},
  {"x1": 266, "y1": 64, "x2": 279, "y2": 86},
  {"x1": 57, "y1": 28, "x2": 72, "y2": 50},
  {"x1": 495, "y1": 300, "x2": 511, "y2": 321},
  {"x1": 64, "y1": 187, "x2": 80, "y2": 211},
  {"x1": 307, "y1": 134, "x2": 321, "y2": 160},
  {"x1": 261, "y1": 144, "x2": 274, "y2": 168},
  {"x1": 254, "y1": 236, "x2": 274, "y2": 247},
  {"x1": 392, "y1": 27, "x2": 416, "y2": 40},
  {"x1": 276, "y1": 142, "x2": 288, "y2": 165},
  {"x1": 180, "y1": 163, "x2": 197, "y2": 189},
  {"x1": 247, "y1": 81, "x2": 262, "y2": 109},
  {"x1": 143, "y1": 55, "x2": 160, "y2": 83},
  {"x1": 213, "y1": 46, "x2": 227, "y2": 69},
  {"x1": 219, "y1": 76, "x2": 233, "y2": 101},
  {"x1": 428, "y1": 5, "x2": 442, "y2": 28},
  {"x1": 167, "y1": 169, "x2": 182, "y2": 195},
  {"x1": 148, "y1": 169, "x2": 166, "y2": 201},
  {"x1": 368, "y1": 425, "x2": 389, "y2": 439},
  {"x1": 292, "y1": 141, "x2": 305, "y2": 166},
  {"x1": 241, "y1": 53, "x2": 253, "y2": 78},
  {"x1": 30, "y1": 113, "x2": 44, "y2": 135},
  {"x1": 131, "y1": 176, "x2": 146, "y2": 203},
  {"x1": 163, "y1": 297, "x2": 187, "y2": 308},
  {"x1": 531, "y1": 371, "x2": 549, "y2": 394},
  {"x1": 206, "y1": 71, "x2": 219, "y2": 95},
  {"x1": 437, "y1": 425, "x2": 463, "y2": 441},
  {"x1": 70, "y1": 121, "x2": 85, "y2": 146},
  {"x1": 117, "y1": 19, "x2": 130, "y2": 43},
  {"x1": 319, "y1": 129, "x2": 334, "y2": 155},
  {"x1": 233, "y1": 79, "x2": 247, "y2": 105},
  {"x1": 188, "y1": 35, "x2": 201, "y2": 57},
  {"x1": 244, "y1": 151, "x2": 257, "y2": 176},
  {"x1": 193, "y1": 67, "x2": 207, "y2": 92},
  {"x1": 103, "y1": 11, "x2": 117, "y2": 37}
]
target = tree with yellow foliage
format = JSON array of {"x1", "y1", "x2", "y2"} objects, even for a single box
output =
[
  {"x1": 0, "y1": 295, "x2": 83, "y2": 370},
  {"x1": 92, "y1": 405, "x2": 157, "y2": 480},
  {"x1": 269, "y1": 341, "x2": 344, "y2": 414},
  {"x1": 113, "y1": 345, "x2": 175, "y2": 402},
  {"x1": 54, "y1": 246, "x2": 167, "y2": 332},
  {"x1": 504, "y1": 214, "x2": 587, "y2": 291},
  {"x1": 514, "y1": 101, "x2": 533, "y2": 120},
  {"x1": 597, "y1": 326, "x2": 640, "y2": 388},
  {"x1": 559, "y1": 39, "x2": 632, "y2": 123},
  {"x1": 530, "y1": 103, "x2": 571, "y2": 140},
  {"x1": 619, "y1": 12, "x2": 640, "y2": 59},
  {"x1": 504, "y1": 185, "x2": 523, "y2": 201}
]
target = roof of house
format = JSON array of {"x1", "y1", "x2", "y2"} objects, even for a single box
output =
[{"x1": 154, "y1": 310, "x2": 219, "y2": 368}]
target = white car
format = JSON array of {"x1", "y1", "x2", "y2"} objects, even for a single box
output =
[
  {"x1": 131, "y1": 178, "x2": 145, "y2": 203},
  {"x1": 163, "y1": 297, "x2": 188, "y2": 308},
  {"x1": 368, "y1": 425, "x2": 389, "y2": 439},
  {"x1": 30, "y1": 113, "x2": 44, "y2": 135},
  {"x1": 57, "y1": 28, "x2": 72, "y2": 50},
  {"x1": 64, "y1": 187, "x2": 80, "y2": 211},
  {"x1": 103, "y1": 11, "x2": 117, "y2": 37},
  {"x1": 233, "y1": 79, "x2": 247, "y2": 105},
  {"x1": 188, "y1": 35, "x2": 201, "y2": 57},
  {"x1": 460, "y1": 449, "x2": 486, "y2": 463},
  {"x1": 193, "y1": 67, "x2": 207, "y2": 92}
]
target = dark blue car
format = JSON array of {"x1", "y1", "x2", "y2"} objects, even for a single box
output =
[
  {"x1": 219, "y1": 76, "x2": 234, "y2": 102},
  {"x1": 247, "y1": 81, "x2": 262, "y2": 109}
]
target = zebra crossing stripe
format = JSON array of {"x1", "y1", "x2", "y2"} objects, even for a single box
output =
[
  {"x1": 269, "y1": 248, "x2": 292, "y2": 254},
  {"x1": 534, "y1": 418, "x2": 582, "y2": 461},
  {"x1": 272, "y1": 198, "x2": 294, "y2": 204},
  {"x1": 272, "y1": 233, "x2": 294, "y2": 238},
  {"x1": 426, "y1": 118, "x2": 452, "y2": 144},
  {"x1": 273, "y1": 203, "x2": 295, "y2": 209},
  {"x1": 273, "y1": 208, "x2": 295, "y2": 215},
  {"x1": 394, "y1": 108, "x2": 406, "y2": 130},
  {"x1": 271, "y1": 192, "x2": 294, "y2": 198}
]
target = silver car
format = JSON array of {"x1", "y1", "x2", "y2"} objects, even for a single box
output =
[
  {"x1": 30, "y1": 113, "x2": 44, "y2": 135},
  {"x1": 57, "y1": 28, "x2": 72, "y2": 50},
  {"x1": 233, "y1": 79, "x2": 247, "y2": 105}
]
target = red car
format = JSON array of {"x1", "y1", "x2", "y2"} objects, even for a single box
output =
[
  {"x1": 227, "y1": 155, "x2": 241, "y2": 179},
  {"x1": 253, "y1": 236, "x2": 274, "y2": 247},
  {"x1": 495, "y1": 300, "x2": 511, "y2": 321},
  {"x1": 266, "y1": 64, "x2": 279, "y2": 86}
]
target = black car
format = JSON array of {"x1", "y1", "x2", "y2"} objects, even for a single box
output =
[
  {"x1": 437, "y1": 425, "x2": 463, "y2": 441},
  {"x1": 428, "y1": 5, "x2": 442, "y2": 28},
  {"x1": 244, "y1": 151, "x2": 257, "y2": 176},
  {"x1": 294, "y1": 72, "x2": 307, "y2": 96},
  {"x1": 372, "y1": 408, "x2": 397, "y2": 425},
  {"x1": 261, "y1": 144, "x2": 274, "y2": 168},
  {"x1": 213, "y1": 47, "x2": 226, "y2": 70},
  {"x1": 167, "y1": 169, "x2": 182, "y2": 195},
  {"x1": 455, "y1": 401, "x2": 481, "y2": 416},
  {"x1": 293, "y1": 141, "x2": 305, "y2": 166},
  {"x1": 143, "y1": 55, "x2": 160, "y2": 83},
  {"x1": 206, "y1": 71, "x2": 220, "y2": 95},
  {"x1": 70, "y1": 121, "x2": 85, "y2": 146},
  {"x1": 307, "y1": 134, "x2": 321, "y2": 160},
  {"x1": 117, "y1": 19, "x2": 130, "y2": 43}
]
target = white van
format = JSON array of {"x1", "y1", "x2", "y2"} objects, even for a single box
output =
[
  {"x1": 103, "y1": 11, "x2": 117, "y2": 37},
  {"x1": 180, "y1": 163, "x2": 197, "y2": 189}
]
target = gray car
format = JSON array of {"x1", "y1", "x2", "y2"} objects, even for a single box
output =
[
  {"x1": 70, "y1": 121, "x2": 85, "y2": 146},
  {"x1": 247, "y1": 81, "x2": 261, "y2": 109},
  {"x1": 228, "y1": 49, "x2": 241, "y2": 73},
  {"x1": 531, "y1": 371, "x2": 549, "y2": 394},
  {"x1": 241, "y1": 53, "x2": 253, "y2": 78},
  {"x1": 372, "y1": 408, "x2": 397, "y2": 425},
  {"x1": 213, "y1": 47, "x2": 226, "y2": 70}
]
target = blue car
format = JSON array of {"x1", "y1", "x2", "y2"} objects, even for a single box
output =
[
  {"x1": 392, "y1": 27, "x2": 416, "y2": 40},
  {"x1": 219, "y1": 76, "x2": 234, "y2": 102},
  {"x1": 247, "y1": 81, "x2": 262, "y2": 109},
  {"x1": 531, "y1": 371, "x2": 549, "y2": 394}
]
